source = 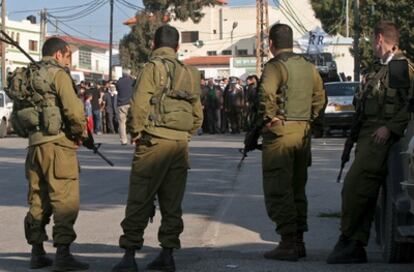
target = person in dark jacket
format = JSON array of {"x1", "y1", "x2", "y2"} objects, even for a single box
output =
[{"x1": 116, "y1": 69, "x2": 134, "y2": 145}]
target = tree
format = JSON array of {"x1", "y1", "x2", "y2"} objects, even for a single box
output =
[
  {"x1": 120, "y1": 0, "x2": 218, "y2": 74},
  {"x1": 310, "y1": 0, "x2": 414, "y2": 72}
]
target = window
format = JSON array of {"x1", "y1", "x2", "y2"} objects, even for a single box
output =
[
  {"x1": 29, "y1": 40, "x2": 38, "y2": 52},
  {"x1": 237, "y1": 49, "x2": 248, "y2": 56},
  {"x1": 181, "y1": 31, "x2": 199, "y2": 43},
  {"x1": 96, "y1": 60, "x2": 99, "y2": 71},
  {"x1": 79, "y1": 48, "x2": 92, "y2": 70},
  {"x1": 207, "y1": 51, "x2": 217, "y2": 56},
  {"x1": 222, "y1": 50, "x2": 232, "y2": 55}
]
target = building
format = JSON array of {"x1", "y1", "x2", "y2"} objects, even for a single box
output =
[
  {"x1": 123, "y1": 1, "x2": 354, "y2": 80},
  {"x1": 0, "y1": 16, "x2": 42, "y2": 76},
  {"x1": 54, "y1": 35, "x2": 119, "y2": 81}
]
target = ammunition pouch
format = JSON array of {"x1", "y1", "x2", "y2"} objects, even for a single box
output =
[{"x1": 41, "y1": 105, "x2": 62, "y2": 135}]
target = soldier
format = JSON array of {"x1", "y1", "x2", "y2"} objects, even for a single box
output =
[
  {"x1": 111, "y1": 25, "x2": 203, "y2": 272},
  {"x1": 8, "y1": 37, "x2": 89, "y2": 270},
  {"x1": 258, "y1": 24, "x2": 325, "y2": 261},
  {"x1": 327, "y1": 21, "x2": 414, "y2": 264}
]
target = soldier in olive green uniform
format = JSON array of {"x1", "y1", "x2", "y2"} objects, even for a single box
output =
[
  {"x1": 112, "y1": 25, "x2": 203, "y2": 272},
  {"x1": 7, "y1": 38, "x2": 89, "y2": 271},
  {"x1": 327, "y1": 21, "x2": 414, "y2": 264},
  {"x1": 258, "y1": 24, "x2": 325, "y2": 261}
]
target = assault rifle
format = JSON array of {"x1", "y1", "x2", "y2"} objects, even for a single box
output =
[
  {"x1": 337, "y1": 97, "x2": 361, "y2": 183},
  {"x1": 0, "y1": 30, "x2": 114, "y2": 166},
  {"x1": 238, "y1": 118, "x2": 270, "y2": 169}
]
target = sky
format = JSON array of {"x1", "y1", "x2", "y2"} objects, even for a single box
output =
[{"x1": 7, "y1": 0, "x2": 265, "y2": 44}]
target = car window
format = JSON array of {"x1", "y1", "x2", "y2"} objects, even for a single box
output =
[{"x1": 325, "y1": 83, "x2": 358, "y2": 96}]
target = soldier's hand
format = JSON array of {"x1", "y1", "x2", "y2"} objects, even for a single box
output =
[
  {"x1": 131, "y1": 133, "x2": 141, "y2": 145},
  {"x1": 266, "y1": 117, "x2": 283, "y2": 128},
  {"x1": 371, "y1": 126, "x2": 391, "y2": 144}
]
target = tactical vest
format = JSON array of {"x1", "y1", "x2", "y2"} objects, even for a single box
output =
[
  {"x1": 146, "y1": 57, "x2": 200, "y2": 132},
  {"x1": 274, "y1": 54, "x2": 314, "y2": 121},
  {"x1": 361, "y1": 58, "x2": 413, "y2": 121},
  {"x1": 6, "y1": 61, "x2": 64, "y2": 138}
]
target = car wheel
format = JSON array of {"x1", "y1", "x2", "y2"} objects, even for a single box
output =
[
  {"x1": 381, "y1": 182, "x2": 413, "y2": 263},
  {"x1": 0, "y1": 117, "x2": 7, "y2": 138}
]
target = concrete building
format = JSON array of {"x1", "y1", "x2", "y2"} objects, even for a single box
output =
[
  {"x1": 168, "y1": 2, "x2": 354, "y2": 80},
  {"x1": 54, "y1": 36, "x2": 118, "y2": 81},
  {"x1": 0, "y1": 16, "x2": 42, "y2": 75}
]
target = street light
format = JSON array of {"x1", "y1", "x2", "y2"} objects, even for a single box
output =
[{"x1": 231, "y1": 21, "x2": 238, "y2": 56}]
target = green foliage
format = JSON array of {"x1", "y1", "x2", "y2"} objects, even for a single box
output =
[
  {"x1": 120, "y1": 0, "x2": 217, "y2": 74},
  {"x1": 310, "y1": 0, "x2": 414, "y2": 72}
]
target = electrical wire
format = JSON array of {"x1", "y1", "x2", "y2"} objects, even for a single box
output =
[
  {"x1": 117, "y1": 0, "x2": 144, "y2": 11},
  {"x1": 47, "y1": 18, "x2": 108, "y2": 42},
  {"x1": 283, "y1": 0, "x2": 308, "y2": 32},
  {"x1": 48, "y1": 0, "x2": 108, "y2": 22},
  {"x1": 8, "y1": 1, "x2": 103, "y2": 15}
]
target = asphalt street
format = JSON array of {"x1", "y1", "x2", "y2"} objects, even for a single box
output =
[{"x1": 0, "y1": 134, "x2": 413, "y2": 271}]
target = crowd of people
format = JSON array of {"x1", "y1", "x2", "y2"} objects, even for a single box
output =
[
  {"x1": 200, "y1": 75, "x2": 260, "y2": 135},
  {"x1": 77, "y1": 72, "x2": 261, "y2": 139},
  {"x1": 76, "y1": 70, "x2": 135, "y2": 145}
]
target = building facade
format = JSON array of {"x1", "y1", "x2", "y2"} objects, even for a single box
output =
[
  {"x1": 169, "y1": 2, "x2": 354, "y2": 80},
  {"x1": 0, "y1": 16, "x2": 42, "y2": 76},
  {"x1": 57, "y1": 36, "x2": 119, "y2": 81}
]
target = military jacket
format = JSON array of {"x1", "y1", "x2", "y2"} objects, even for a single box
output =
[
  {"x1": 127, "y1": 47, "x2": 203, "y2": 140},
  {"x1": 29, "y1": 57, "x2": 86, "y2": 146},
  {"x1": 358, "y1": 52, "x2": 414, "y2": 136},
  {"x1": 258, "y1": 49, "x2": 325, "y2": 124}
]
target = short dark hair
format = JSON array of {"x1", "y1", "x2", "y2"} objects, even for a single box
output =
[
  {"x1": 42, "y1": 37, "x2": 69, "y2": 56},
  {"x1": 153, "y1": 25, "x2": 179, "y2": 50},
  {"x1": 269, "y1": 24, "x2": 293, "y2": 49},
  {"x1": 374, "y1": 20, "x2": 400, "y2": 45}
]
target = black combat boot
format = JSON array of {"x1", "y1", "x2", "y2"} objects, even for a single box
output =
[
  {"x1": 146, "y1": 248, "x2": 175, "y2": 272},
  {"x1": 30, "y1": 243, "x2": 53, "y2": 269},
  {"x1": 111, "y1": 248, "x2": 138, "y2": 272},
  {"x1": 297, "y1": 232, "x2": 306, "y2": 258},
  {"x1": 327, "y1": 235, "x2": 367, "y2": 264},
  {"x1": 264, "y1": 234, "x2": 299, "y2": 261},
  {"x1": 52, "y1": 244, "x2": 89, "y2": 271}
]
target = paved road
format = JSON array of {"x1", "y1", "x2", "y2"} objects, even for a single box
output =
[{"x1": 0, "y1": 134, "x2": 412, "y2": 271}]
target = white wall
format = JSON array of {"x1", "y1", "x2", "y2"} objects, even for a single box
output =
[{"x1": 3, "y1": 17, "x2": 41, "y2": 72}]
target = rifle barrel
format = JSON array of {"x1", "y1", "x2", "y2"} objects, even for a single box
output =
[
  {"x1": 0, "y1": 30, "x2": 37, "y2": 63},
  {"x1": 94, "y1": 148, "x2": 114, "y2": 166}
]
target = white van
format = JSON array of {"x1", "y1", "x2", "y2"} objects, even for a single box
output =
[
  {"x1": 0, "y1": 90, "x2": 13, "y2": 137},
  {"x1": 70, "y1": 71, "x2": 85, "y2": 85}
]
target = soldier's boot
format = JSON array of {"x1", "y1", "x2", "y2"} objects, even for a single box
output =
[
  {"x1": 327, "y1": 235, "x2": 367, "y2": 264},
  {"x1": 297, "y1": 232, "x2": 307, "y2": 258},
  {"x1": 146, "y1": 248, "x2": 175, "y2": 272},
  {"x1": 30, "y1": 243, "x2": 53, "y2": 269},
  {"x1": 264, "y1": 234, "x2": 299, "y2": 262},
  {"x1": 52, "y1": 244, "x2": 89, "y2": 271},
  {"x1": 111, "y1": 248, "x2": 138, "y2": 272}
]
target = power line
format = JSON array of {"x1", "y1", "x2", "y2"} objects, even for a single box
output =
[
  {"x1": 47, "y1": 18, "x2": 108, "y2": 43},
  {"x1": 8, "y1": 1, "x2": 102, "y2": 15},
  {"x1": 117, "y1": 0, "x2": 144, "y2": 11},
  {"x1": 48, "y1": 0, "x2": 108, "y2": 22}
]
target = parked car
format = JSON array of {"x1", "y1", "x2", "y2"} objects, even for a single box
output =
[
  {"x1": 375, "y1": 121, "x2": 414, "y2": 262},
  {"x1": 323, "y1": 82, "x2": 359, "y2": 135},
  {"x1": 0, "y1": 90, "x2": 13, "y2": 137}
]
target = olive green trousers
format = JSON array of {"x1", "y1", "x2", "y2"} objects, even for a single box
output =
[
  {"x1": 25, "y1": 140, "x2": 80, "y2": 246},
  {"x1": 341, "y1": 126, "x2": 393, "y2": 245},
  {"x1": 262, "y1": 121, "x2": 311, "y2": 235},
  {"x1": 119, "y1": 137, "x2": 189, "y2": 249}
]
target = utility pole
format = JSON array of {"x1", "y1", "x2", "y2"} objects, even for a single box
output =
[
  {"x1": 256, "y1": 0, "x2": 269, "y2": 76},
  {"x1": 345, "y1": 0, "x2": 349, "y2": 37},
  {"x1": 353, "y1": 0, "x2": 360, "y2": 81},
  {"x1": 108, "y1": 0, "x2": 114, "y2": 81},
  {"x1": 39, "y1": 9, "x2": 47, "y2": 53},
  {"x1": 1, "y1": 0, "x2": 6, "y2": 88}
]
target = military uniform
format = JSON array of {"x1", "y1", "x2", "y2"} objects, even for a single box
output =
[
  {"x1": 258, "y1": 49, "x2": 325, "y2": 258},
  {"x1": 21, "y1": 57, "x2": 87, "y2": 247},
  {"x1": 340, "y1": 52, "x2": 414, "y2": 245},
  {"x1": 118, "y1": 47, "x2": 203, "y2": 250}
]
